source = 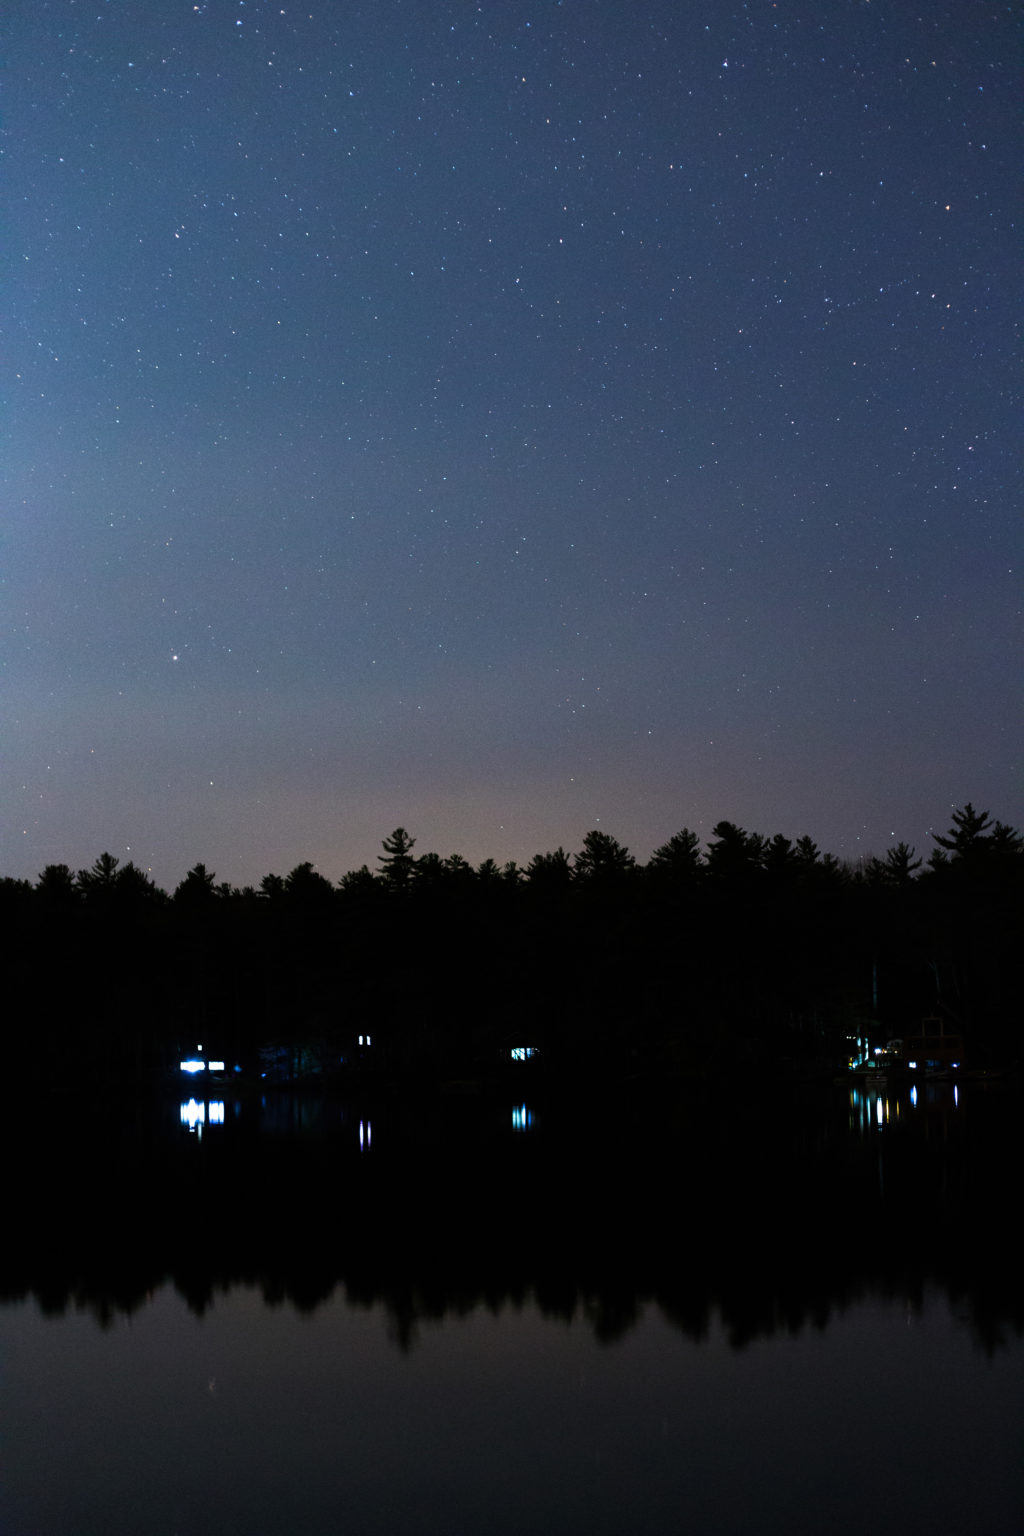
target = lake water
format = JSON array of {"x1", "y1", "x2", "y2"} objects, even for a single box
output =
[{"x1": 2, "y1": 1077, "x2": 1021, "y2": 1535}]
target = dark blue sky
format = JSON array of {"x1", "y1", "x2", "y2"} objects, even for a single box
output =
[{"x1": 4, "y1": 0, "x2": 1020, "y2": 887}]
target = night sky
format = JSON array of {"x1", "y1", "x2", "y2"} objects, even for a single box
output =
[{"x1": 5, "y1": 0, "x2": 1021, "y2": 890}]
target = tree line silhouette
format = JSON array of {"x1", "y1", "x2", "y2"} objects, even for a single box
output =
[{"x1": 2, "y1": 803, "x2": 1019, "y2": 1087}]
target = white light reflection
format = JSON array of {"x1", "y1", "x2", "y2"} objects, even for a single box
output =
[
  {"x1": 181, "y1": 1098, "x2": 205, "y2": 1133},
  {"x1": 910, "y1": 1084, "x2": 918, "y2": 1107},
  {"x1": 180, "y1": 1099, "x2": 225, "y2": 1136},
  {"x1": 359, "y1": 1119, "x2": 372, "y2": 1151},
  {"x1": 848, "y1": 1087, "x2": 904, "y2": 1133},
  {"x1": 512, "y1": 1104, "x2": 534, "y2": 1132}
]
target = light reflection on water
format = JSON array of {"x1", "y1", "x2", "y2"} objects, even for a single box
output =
[
  {"x1": 180, "y1": 1098, "x2": 226, "y2": 1136},
  {"x1": 2, "y1": 1079, "x2": 1020, "y2": 1534},
  {"x1": 176, "y1": 1091, "x2": 542, "y2": 1147},
  {"x1": 847, "y1": 1077, "x2": 962, "y2": 1133}
]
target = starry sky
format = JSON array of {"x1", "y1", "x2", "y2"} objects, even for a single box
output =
[{"x1": 4, "y1": 0, "x2": 1021, "y2": 889}]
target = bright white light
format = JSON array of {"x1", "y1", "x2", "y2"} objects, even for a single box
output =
[
  {"x1": 209, "y1": 1101, "x2": 225, "y2": 1124},
  {"x1": 359, "y1": 1119, "x2": 372, "y2": 1150},
  {"x1": 208, "y1": 1060, "x2": 225, "y2": 1072},
  {"x1": 908, "y1": 1060, "x2": 917, "y2": 1070},
  {"x1": 181, "y1": 1099, "x2": 205, "y2": 1131},
  {"x1": 180, "y1": 1059, "x2": 205, "y2": 1074}
]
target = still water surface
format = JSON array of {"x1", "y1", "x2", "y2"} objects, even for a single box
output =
[{"x1": 2, "y1": 1079, "x2": 1021, "y2": 1535}]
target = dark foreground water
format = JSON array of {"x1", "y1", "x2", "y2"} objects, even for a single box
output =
[{"x1": 2, "y1": 1076, "x2": 1021, "y2": 1535}]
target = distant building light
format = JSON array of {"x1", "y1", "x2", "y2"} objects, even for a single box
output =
[
  {"x1": 511, "y1": 1047, "x2": 537, "y2": 1062},
  {"x1": 208, "y1": 1060, "x2": 225, "y2": 1072},
  {"x1": 908, "y1": 1060, "x2": 917, "y2": 1070},
  {"x1": 180, "y1": 1059, "x2": 205, "y2": 1074},
  {"x1": 358, "y1": 1034, "x2": 372, "y2": 1047}
]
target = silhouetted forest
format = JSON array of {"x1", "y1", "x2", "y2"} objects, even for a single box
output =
[{"x1": 2, "y1": 803, "x2": 1020, "y2": 1087}]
